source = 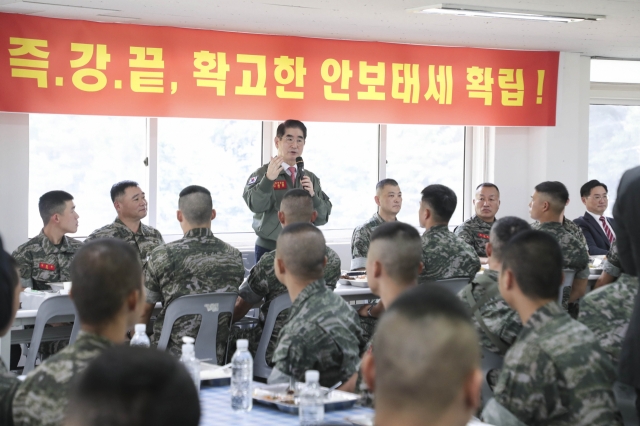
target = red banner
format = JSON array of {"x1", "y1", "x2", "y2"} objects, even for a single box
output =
[{"x1": 0, "y1": 13, "x2": 559, "y2": 126}]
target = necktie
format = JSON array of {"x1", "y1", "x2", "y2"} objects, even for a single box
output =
[
  {"x1": 288, "y1": 166, "x2": 297, "y2": 184},
  {"x1": 599, "y1": 216, "x2": 614, "y2": 244}
]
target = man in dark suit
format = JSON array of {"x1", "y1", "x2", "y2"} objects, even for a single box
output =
[
  {"x1": 613, "y1": 166, "x2": 640, "y2": 418},
  {"x1": 574, "y1": 180, "x2": 616, "y2": 255}
]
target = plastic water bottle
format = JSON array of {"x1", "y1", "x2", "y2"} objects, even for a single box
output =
[
  {"x1": 180, "y1": 336, "x2": 200, "y2": 391},
  {"x1": 129, "y1": 324, "x2": 150, "y2": 347},
  {"x1": 231, "y1": 339, "x2": 253, "y2": 412},
  {"x1": 299, "y1": 370, "x2": 324, "y2": 425}
]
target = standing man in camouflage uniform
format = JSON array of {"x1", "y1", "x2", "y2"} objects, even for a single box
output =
[
  {"x1": 482, "y1": 231, "x2": 621, "y2": 426},
  {"x1": 243, "y1": 120, "x2": 332, "y2": 263},
  {"x1": 268, "y1": 223, "x2": 365, "y2": 390},
  {"x1": 529, "y1": 181, "x2": 590, "y2": 307},
  {"x1": 454, "y1": 183, "x2": 500, "y2": 263},
  {"x1": 350, "y1": 179, "x2": 402, "y2": 270},
  {"x1": 580, "y1": 242, "x2": 639, "y2": 368},
  {"x1": 459, "y1": 217, "x2": 529, "y2": 356},
  {"x1": 232, "y1": 189, "x2": 340, "y2": 364},
  {"x1": 12, "y1": 191, "x2": 82, "y2": 290},
  {"x1": 12, "y1": 239, "x2": 146, "y2": 426},
  {"x1": 86, "y1": 181, "x2": 164, "y2": 269},
  {"x1": 142, "y1": 186, "x2": 244, "y2": 363},
  {"x1": 418, "y1": 184, "x2": 480, "y2": 285}
]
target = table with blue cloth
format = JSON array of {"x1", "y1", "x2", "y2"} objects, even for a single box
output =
[{"x1": 199, "y1": 384, "x2": 374, "y2": 425}]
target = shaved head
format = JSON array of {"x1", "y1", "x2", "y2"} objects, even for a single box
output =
[
  {"x1": 178, "y1": 186, "x2": 213, "y2": 225},
  {"x1": 276, "y1": 222, "x2": 326, "y2": 281},
  {"x1": 374, "y1": 285, "x2": 479, "y2": 422},
  {"x1": 534, "y1": 181, "x2": 569, "y2": 215},
  {"x1": 280, "y1": 189, "x2": 314, "y2": 224},
  {"x1": 368, "y1": 222, "x2": 422, "y2": 285}
]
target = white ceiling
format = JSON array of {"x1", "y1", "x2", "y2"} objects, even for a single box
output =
[{"x1": 1, "y1": 0, "x2": 639, "y2": 59}]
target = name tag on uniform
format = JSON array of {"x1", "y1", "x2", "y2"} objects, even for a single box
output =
[
  {"x1": 477, "y1": 233, "x2": 490, "y2": 240},
  {"x1": 273, "y1": 181, "x2": 288, "y2": 190},
  {"x1": 39, "y1": 262, "x2": 56, "y2": 271}
]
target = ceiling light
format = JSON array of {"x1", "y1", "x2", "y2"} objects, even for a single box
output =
[{"x1": 408, "y1": 4, "x2": 605, "y2": 23}]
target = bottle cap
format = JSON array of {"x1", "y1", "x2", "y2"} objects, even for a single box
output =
[
  {"x1": 305, "y1": 370, "x2": 319, "y2": 383},
  {"x1": 236, "y1": 339, "x2": 248, "y2": 350},
  {"x1": 134, "y1": 324, "x2": 146, "y2": 333},
  {"x1": 182, "y1": 336, "x2": 195, "y2": 345}
]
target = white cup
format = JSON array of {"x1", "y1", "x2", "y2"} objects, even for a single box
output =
[{"x1": 63, "y1": 282, "x2": 72, "y2": 291}]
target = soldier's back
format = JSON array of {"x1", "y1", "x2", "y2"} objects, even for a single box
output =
[
  {"x1": 419, "y1": 225, "x2": 480, "y2": 284},
  {"x1": 12, "y1": 332, "x2": 112, "y2": 426},
  {"x1": 146, "y1": 228, "x2": 244, "y2": 360},
  {"x1": 490, "y1": 302, "x2": 621, "y2": 426},
  {"x1": 579, "y1": 274, "x2": 639, "y2": 367}
]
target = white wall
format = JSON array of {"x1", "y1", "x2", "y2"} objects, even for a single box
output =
[
  {"x1": 493, "y1": 52, "x2": 591, "y2": 221},
  {"x1": 0, "y1": 113, "x2": 29, "y2": 253}
]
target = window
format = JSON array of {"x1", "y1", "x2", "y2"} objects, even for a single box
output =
[
  {"x1": 588, "y1": 105, "x2": 640, "y2": 215},
  {"x1": 301, "y1": 122, "x2": 379, "y2": 230},
  {"x1": 386, "y1": 125, "x2": 465, "y2": 229},
  {"x1": 591, "y1": 60, "x2": 640, "y2": 84},
  {"x1": 157, "y1": 118, "x2": 262, "y2": 236},
  {"x1": 29, "y1": 114, "x2": 147, "y2": 237}
]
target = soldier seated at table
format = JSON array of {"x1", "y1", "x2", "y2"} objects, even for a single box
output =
[
  {"x1": 459, "y1": 217, "x2": 529, "y2": 356},
  {"x1": 268, "y1": 223, "x2": 366, "y2": 391},
  {"x1": 13, "y1": 190, "x2": 82, "y2": 290},
  {"x1": 232, "y1": 189, "x2": 340, "y2": 365},
  {"x1": 356, "y1": 221, "x2": 423, "y2": 407},
  {"x1": 64, "y1": 346, "x2": 200, "y2": 426},
  {"x1": 86, "y1": 180, "x2": 164, "y2": 269},
  {"x1": 454, "y1": 183, "x2": 500, "y2": 263},
  {"x1": 0, "y1": 237, "x2": 21, "y2": 426},
  {"x1": 418, "y1": 184, "x2": 480, "y2": 286},
  {"x1": 361, "y1": 284, "x2": 482, "y2": 426},
  {"x1": 529, "y1": 181, "x2": 590, "y2": 310},
  {"x1": 12, "y1": 190, "x2": 83, "y2": 360},
  {"x1": 141, "y1": 185, "x2": 244, "y2": 363},
  {"x1": 12, "y1": 239, "x2": 146, "y2": 426},
  {"x1": 350, "y1": 179, "x2": 402, "y2": 271},
  {"x1": 579, "y1": 240, "x2": 639, "y2": 369},
  {"x1": 481, "y1": 231, "x2": 622, "y2": 426}
]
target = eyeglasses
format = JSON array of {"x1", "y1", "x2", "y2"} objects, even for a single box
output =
[{"x1": 588, "y1": 195, "x2": 608, "y2": 201}]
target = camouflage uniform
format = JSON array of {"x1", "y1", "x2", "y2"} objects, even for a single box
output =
[
  {"x1": 482, "y1": 302, "x2": 622, "y2": 426},
  {"x1": 268, "y1": 280, "x2": 366, "y2": 388},
  {"x1": 532, "y1": 221, "x2": 590, "y2": 310},
  {"x1": 145, "y1": 228, "x2": 244, "y2": 363},
  {"x1": 459, "y1": 269, "x2": 522, "y2": 354},
  {"x1": 454, "y1": 215, "x2": 495, "y2": 258},
  {"x1": 85, "y1": 217, "x2": 164, "y2": 269},
  {"x1": 418, "y1": 225, "x2": 481, "y2": 285},
  {"x1": 234, "y1": 245, "x2": 341, "y2": 365},
  {"x1": 12, "y1": 230, "x2": 83, "y2": 290},
  {"x1": 243, "y1": 164, "x2": 332, "y2": 251},
  {"x1": 12, "y1": 332, "x2": 112, "y2": 426},
  {"x1": 603, "y1": 239, "x2": 622, "y2": 278},
  {"x1": 12, "y1": 231, "x2": 83, "y2": 358},
  {"x1": 563, "y1": 216, "x2": 588, "y2": 249},
  {"x1": 579, "y1": 241, "x2": 639, "y2": 368},
  {"x1": 0, "y1": 359, "x2": 19, "y2": 426},
  {"x1": 351, "y1": 213, "x2": 390, "y2": 270}
]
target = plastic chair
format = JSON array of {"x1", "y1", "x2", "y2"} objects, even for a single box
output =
[
  {"x1": 253, "y1": 292, "x2": 292, "y2": 380},
  {"x1": 480, "y1": 347, "x2": 504, "y2": 406},
  {"x1": 434, "y1": 277, "x2": 471, "y2": 295},
  {"x1": 156, "y1": 292, "x2": 238, "y2": 361},
  {"x1": 613, "y1": 381, "x2": 640, "y2": 426},
  {"x1": 558, "y1": 269, "x2": 576, "y2": 310},
  {"x1": 23, "y1": 295, "x2": 78, "y2": 375}
]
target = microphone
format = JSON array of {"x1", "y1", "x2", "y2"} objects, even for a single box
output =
[{"x1": 296, "y1": 157, "x2": 305, "y2": 180}]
